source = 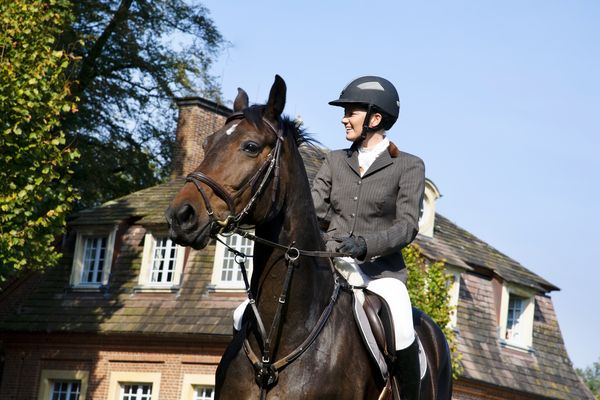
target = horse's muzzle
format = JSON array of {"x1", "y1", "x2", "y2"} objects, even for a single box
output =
[{"x1": 165, "y1": 203, "x2": 211, "y2": 249}]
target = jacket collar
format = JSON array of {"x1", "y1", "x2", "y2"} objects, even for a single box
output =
[{"x1": 345, "y1": 141, "x2": 400, "y2": 176}]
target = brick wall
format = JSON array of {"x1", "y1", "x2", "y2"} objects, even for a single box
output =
[
  {"x1": 0, "y1": 335, "x2": 223, "y2": 400},
  {"x1": 170, "y1": 98, "x2": 231, "y2": 178}
]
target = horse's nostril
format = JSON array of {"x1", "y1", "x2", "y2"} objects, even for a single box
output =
[{"x1": 177, "y1": 203, "x2": 196, "y2": 226}]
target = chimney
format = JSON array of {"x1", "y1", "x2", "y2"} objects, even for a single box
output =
[{"x1": 171, "y1": 97, "x2": 232, "y2": 178}]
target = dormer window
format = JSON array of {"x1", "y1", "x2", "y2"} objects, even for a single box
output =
[
  {"x1": 418, "y1": 179, "x2": 441, "y2": 238},
  {"x1": 446, "y1": 266, "x2": 462, "y2": 329},
  {"x1": 499, "y1": 284, "x2": 535, "y2": 351},
  {"x1": 70, "y1": 227, "x2": 117, "y2": 289},
  {"x1": 81, "y1": 237, "x2": 107, "y2": 284},
  {"x1": 137, "y1": 233, "x2": 185, "y2": 291}
]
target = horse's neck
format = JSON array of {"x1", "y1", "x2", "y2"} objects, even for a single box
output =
[{"x1": 253, "y1": 158, "x2": 333, "y2": 333}]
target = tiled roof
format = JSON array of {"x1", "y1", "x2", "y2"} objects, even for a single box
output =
[
  {"x1": 71, "y1": 178, "x2": 187, "y2": 227},
  {"x1": 0, "y1": 232, "x2": 241, "y2": 338},
  {"x1": 416, "y1": 214, "x2": 558, "y2": 292},
  {"x1": 454, "y1": 271, "x2": 590, "y2": 399}
]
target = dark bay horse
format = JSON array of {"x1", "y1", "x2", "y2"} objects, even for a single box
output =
[{"x1": 166, "y1": 75, "x2": 452, "y2": 399}]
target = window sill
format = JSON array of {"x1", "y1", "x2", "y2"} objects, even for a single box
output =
[
  {"x1": 133, "y1": 285, "x2": 180, "y2": 293},
  {"x1": 207, "y1": 284, "x2": 246, "y2": 293},
  {"x1": 500, "y1": 339, "x2": 534, "y2": 354},
  {"x1": 70, "y1": 285, "x2": 105, "y2": 292}
]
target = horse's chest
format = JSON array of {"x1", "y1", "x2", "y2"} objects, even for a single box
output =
[{"x1": 218, "y1": 316, "x2": 378, "y2": 399}]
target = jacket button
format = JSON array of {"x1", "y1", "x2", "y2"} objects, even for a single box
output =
[
  {"x1": 353, "y1": 196, "x2": 358, "y2": 201},
  {"x1": 357, "y1": 180, "x2": 362, "y2": 185},
  {"x1": 351, "y1": 213, "x2": 355, "y2": 218}
]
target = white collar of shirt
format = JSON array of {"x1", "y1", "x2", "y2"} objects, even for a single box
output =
[{"x1": 357, "y1": 137, "x2": 389, "y2": 176}]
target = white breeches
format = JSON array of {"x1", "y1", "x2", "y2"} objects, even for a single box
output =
[{"x1": 333, "y1": 257, "x2": 415, "y2": 351}]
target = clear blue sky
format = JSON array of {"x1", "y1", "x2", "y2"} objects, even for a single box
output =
[{"x1": 201, "y1": 0, "x2": 600, "y2": 369}]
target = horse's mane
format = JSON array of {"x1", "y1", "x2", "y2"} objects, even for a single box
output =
[{"x1": 242, "y1": 105, "x2": 318, "y2": 148}]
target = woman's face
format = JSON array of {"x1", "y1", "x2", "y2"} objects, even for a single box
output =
[{"x1": 341, "y1": 105, "x2": 367, "y2": 142}]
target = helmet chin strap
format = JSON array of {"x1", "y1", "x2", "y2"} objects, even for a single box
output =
[{"x1": 357, "y1": 104, "x2": 379, "y2": 144}]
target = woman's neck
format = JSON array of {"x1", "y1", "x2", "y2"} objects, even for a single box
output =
[{"x1": 360, "y1": 131, "x2": 386, "y2": 150}]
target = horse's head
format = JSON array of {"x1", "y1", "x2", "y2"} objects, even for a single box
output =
[{"x1": 166, "y1": 75, "x2": 288, "y2": 249}]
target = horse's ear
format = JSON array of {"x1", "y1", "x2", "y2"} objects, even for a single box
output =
[
  {"x1": 265, "y1": 75, "x2": 286, "y2": 121},
  {"x1": 233, "y1": 88, "x2": 249, "y2": 112}
]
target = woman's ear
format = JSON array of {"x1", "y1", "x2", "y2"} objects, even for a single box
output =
[{"x1": 368, "y1": 112, "x2": 383, "y2": 129}]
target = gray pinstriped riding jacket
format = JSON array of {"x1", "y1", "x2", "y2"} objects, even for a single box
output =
[{"x1": 311, "y1": 141, "x2": 425, "y2": 280}]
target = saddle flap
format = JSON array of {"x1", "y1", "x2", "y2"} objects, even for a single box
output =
[{"x1": 363, "y1": 292, "x2": 394, "y2": 354}]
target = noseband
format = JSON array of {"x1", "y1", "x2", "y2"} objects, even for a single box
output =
[{"x1": 186, "y1": 112, "x2": 284, "y2": 234}]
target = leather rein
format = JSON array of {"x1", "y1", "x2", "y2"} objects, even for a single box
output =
[{"x1": 185, "y1": 112, "x2": 346, "y2": 397}]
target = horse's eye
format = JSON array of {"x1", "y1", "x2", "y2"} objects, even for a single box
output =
[{"x1": 242, "y1": 141, "x2": 261, "y2": 155}]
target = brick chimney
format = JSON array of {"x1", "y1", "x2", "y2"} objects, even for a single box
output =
[{"x1": 171, "y1": 97, "x2": 232, "y2": 178}]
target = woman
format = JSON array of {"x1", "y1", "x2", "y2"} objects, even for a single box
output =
[{"x1": 312, "y1": 75, "x2": 425, "y2": 400}]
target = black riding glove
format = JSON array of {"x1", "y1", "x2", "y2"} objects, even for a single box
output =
[{"x1": 336, "y1": 236, "x2": 367, "y2": 259}]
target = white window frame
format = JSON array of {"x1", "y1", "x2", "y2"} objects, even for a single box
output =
[
  {"x1": 210, "y1": 232, "x2": 254, "y2": 292},
  {"x1": 137, "y1": 233, "x2": 185, "y2": 291},
  {"x1": 445, "y1": 266, "x2": 462, "y2": 329},
  {"x1": 70, "y1": 227, "x2": 117, "y2": 289},
  {"x1": 107, "y1": 372, "x2": 160, "y2": 400},
  {"x1": 50, "y1": 380, "x2": 82, "y2": 400},
  {"x1": 498, "y1": 283, "x2": 535, "y2": 351},
  {"x1": 37, "y1": 369, "x2": 89, "y2": 400},
  {"x1": 180, "y1": 374, "x2": 215, "y2": 400},
  {"x1": 418, "y1": 179, "x2": 441, "y2": 238},
  {"x1": 120, "y1": 383, "x2": 153, "y2": 400}
]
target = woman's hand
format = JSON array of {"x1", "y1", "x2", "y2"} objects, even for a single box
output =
[{"x1": 336, "y1": 236, "x2": 367, "y2": 259}]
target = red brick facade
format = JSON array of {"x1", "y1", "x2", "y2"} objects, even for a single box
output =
[{"x1": 0, "y1": 334, "x2": 223, "y2": 400}]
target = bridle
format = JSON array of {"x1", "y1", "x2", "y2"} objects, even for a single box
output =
[
  {"x1": 185, "y1": 111, "x2": 284, "y2": 234},
  {"x1": 184, "y1": 111, "x2": 348, "y2": 399}
]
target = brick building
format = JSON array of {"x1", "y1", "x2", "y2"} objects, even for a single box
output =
[{"x1": 0, "y1": 97, "x2": 593, "y2": 399}]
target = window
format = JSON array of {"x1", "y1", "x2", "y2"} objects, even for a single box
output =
[
  {"x1": 81, "y1": 237, "x2": 107, "y2": 284},
  {"x1": 499, "y1": 285, "x2": 535, "y2": 350},
  {"x1": 70, "y1": 227, "x2": 117, "y2": 288},
  {"x1": 181, "y1": 374, "x2": 215, "y2": 400},
  {"x1": 211, "y1": 233, "x2": 254, "y2": 291},
  {"x1": 446, "y1": 267, "x2": 462, "y2": 329},
  {"x1": 107, "y1": 372, "x2": 160, "y2": 400},
  {"x1": 193, "y1": 386, "x2": 215, "y2": 400},
  {"x1": 37, "y1": 370, "x2": 89, "y2": 400},
  {"x1": 505, "y1": 294, "x2": 526, "y2": 341},
  {"x1": 50, "y1": 381, "x2": 81, "y2": 400},
  {"x1": 138, "y1": 233, "x2": 185, "y2": 290},
  {"x1": 417, "y1": 179, "x2": 441, "y2": 238},
  {"x1": 121, "y1": 384, "x2": 152, "y2": 400}
]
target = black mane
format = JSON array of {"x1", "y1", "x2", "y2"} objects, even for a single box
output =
[{"x1": 241, "y1": 105, "x2": 317, "y2": 147}]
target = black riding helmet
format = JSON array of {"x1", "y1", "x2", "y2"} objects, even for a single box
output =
[{"x1": 329, "y1": 76, "x2": 400, "y2": 134}]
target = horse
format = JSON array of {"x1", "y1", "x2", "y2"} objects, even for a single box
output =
[{"x1": 166, "y1": 75, "x2": 453, "y2": 399}]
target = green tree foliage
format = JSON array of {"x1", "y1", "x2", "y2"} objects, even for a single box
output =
[
  {"x1": 0, "y1": 0, "x2": 79, "y2": 282},
  {"x1": 60, "y1": 0, "x2": 224, "y2": 209},
  {"x1": 403, "y1": 244, "x2": 463, "y2": 379},
  {"x1": 577, "y1": 357, "x2": 600, "y2": 399}
]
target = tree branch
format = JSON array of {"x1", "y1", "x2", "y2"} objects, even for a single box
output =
[{"x1": 73, "y1": 0, "x2": 134, "y2": 98}]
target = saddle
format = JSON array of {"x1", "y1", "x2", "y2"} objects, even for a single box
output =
[
  {"x1": 363, "y1": 291, "x2": 396, "y2": 356},
  {"x1": 355, "y1": 289, "x2": 427, "y2": 387}
]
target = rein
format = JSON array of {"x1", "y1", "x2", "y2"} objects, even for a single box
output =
[{"x1": 188, "y1": 112, "x2": 349, "y2": 398}]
